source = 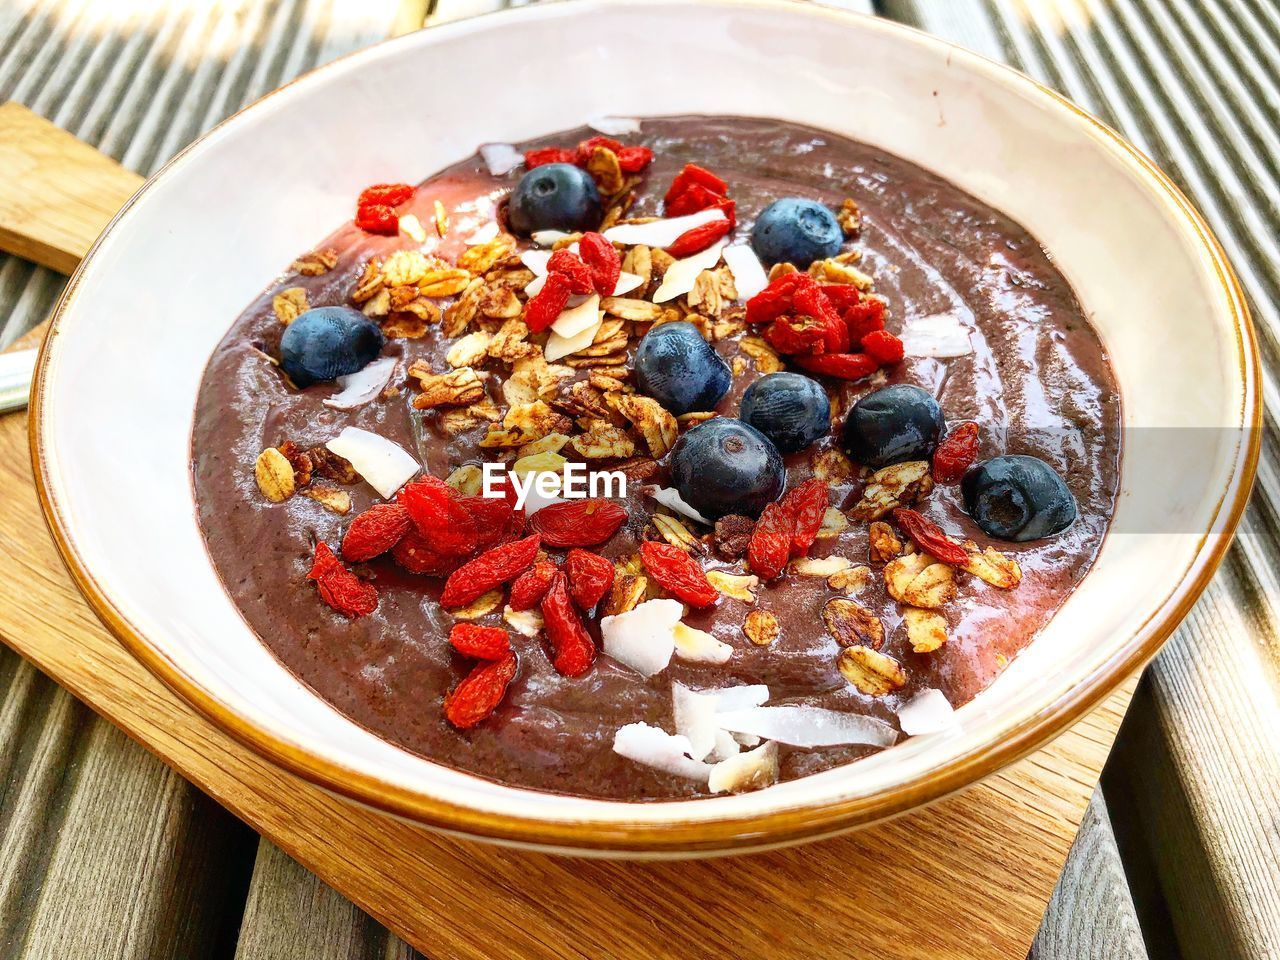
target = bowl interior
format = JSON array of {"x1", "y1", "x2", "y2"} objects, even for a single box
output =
[{"x1": 34, "y1": 0, "x2": 1253, "y2": 852}]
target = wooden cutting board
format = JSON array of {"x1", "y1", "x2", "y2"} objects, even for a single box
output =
[{"x1": 0, "y1": 102, "x2": 1137, "y2": 959}]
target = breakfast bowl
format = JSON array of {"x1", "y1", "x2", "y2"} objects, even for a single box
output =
[{"x1": 30, "y1": 0, "x2": 1257, "y2": 856}]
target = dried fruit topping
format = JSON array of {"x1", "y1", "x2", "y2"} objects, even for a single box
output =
[
  {"x1": 523, "y1": 271, "x2": 573, "y2": 333},
  {"x1": 932, "y1": 422, "x2": 980, "y2": 485},
  {"x1": 665, "y1": 216, "x2": 732, "y2": 258},
  {"x1": 546, "y1": 248, "x2": 596, "y2": 295},
  {"x1": 892, "y1": 508, "x2": 969, "y2": 566},
  {"x1": 448, "y1": 623, "x2": 512, "y2": 661},
  {"x1": 745, "y1": 272, "x2": 812, "y2": 326},
  {"x1": 575, "y1": 135, "x2": 624, "y2": 165},
  {"x1": 792, "y1": 352, "x2": 879, "y2": 381},
  {"x1": 399, "y1": 478, "x2": 478, "y2": 559},
  {"x1": 357, "y1": 183, "x2": 413, "y2": 208},
  {"x1": 341, "y1": 503, "x2": 412, "y2": 562},
  {"x1": 444, "y1": 653, "x2": 518, "y2": 729},
  {"x1": 781, "y1": 478, "x2": 829, "y2": 557},
  {"x1": 307, "y1": 542, "x2": 378, "y2": 618},
  {"x1": 565, "y1": 549, "x2": 615, "y2": 610},
  {"x1": 762, "y1": 313, "x2": 827, "y2": 356},
  {"x1": 456, "y1": 493, "x2": 524, "y2": 552},
  {"x1": 638, "y1": 541, "x2": 718, "y2": 608},
  {"x1": 440, "y1": 534, "x2": 541, "y2": 608},
  {"x1": 862, "y1": 329, "x2": 905, "y2": 365},
  {"x1": 509, "y1": 559, "x2": 558, "y2": 611},
  {"x1": 578, "y1": 231, "x2": 621, "y2": 297},
  {"x1": 391, "y1": 528, "x2": 458, "y2": 576},
  {"x1": 354, "y1": 204, "x2": 399, "y2": 236},
  {"x1": 524, "y1": 146, "x2": 577, "y2": 169},
  {"x1": 713, "y1": 514, "x2": 756, "y2": 560},
  {"x1": 529, "y1": 498, "x2": 628, "y2": 547},
  {"x1": 664, "y1": 163, "x2": 728, "y2": 207},
  {"x1": 747, "y1": 501, "x2": 795, "y2": 580},
  {"x1": 541, "y1": 573, "x2": 596, "y2": 676},
  {"x1": 615, "y1": 144, "x2": 655, "y2": 173}
]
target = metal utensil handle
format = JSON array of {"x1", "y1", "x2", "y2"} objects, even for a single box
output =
[{"x1": 0, "y1": 348, "x2": 37, "y2": 414}]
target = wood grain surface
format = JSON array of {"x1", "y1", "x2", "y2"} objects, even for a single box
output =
[{"x1": 0, "y1": 82, "x2": 1137, "y2": 960}]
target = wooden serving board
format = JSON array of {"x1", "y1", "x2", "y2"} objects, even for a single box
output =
[{"x1": 0, "y1": 102, "x2": 1137, "y2": 959}]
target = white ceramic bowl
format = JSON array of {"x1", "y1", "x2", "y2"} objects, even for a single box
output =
[{"x1": 32, "y1": 0, "x2": 1256, "y2": 856}]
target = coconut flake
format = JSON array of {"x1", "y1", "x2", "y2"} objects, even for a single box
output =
[
  {"x1": 897, "y1": 688, "x2": 959, "y2": 736},
  {"x1": 518, "y1": 472, "x2": 564, "y2": 515},
  {"x1": 902, "y1": 313, "x2": 972, "y2": 358},
  {"x1": 589, "y1": 116, "x2": 642, "y2": 136},
  {"x1": 600, "y1": 598, "x2": 682, "y2": 677},
  {"x1": 672, "y1": 682, "x2": 720, "y2": 761},
  {"x1": 651, "y1": 240, "x2": 727, "y2": 303},
  {"x1": 479, "y1": 142, "x2": 523, "y2": 176},
  {"x1": 503, "y1": 605, "x2": 544, "y2": 638},
  {"x1": 709, "y1": 729, "x2": 741, "y2": 762},
  {"x1": 466, "y1": 221, "x2": 500, "y2": 245},
  {"x1": 716, "y1": 705, "x2": 897, "y2": 748},
  {"x1": 613, "y1": 723, "x2": 711, "y2": 780},
  {"x1": 603, "y1": 208, "x2": 727, "y2": 248},
  {"x1": 708, "y1": 740, "x2": 779, "y2": 794},
  {"x1": 520, "y1": 249, "x2": 553, "y2": 276},
  {"x1": 673, "y1": 623, "x2": 733, "y2": 665},
  {"x1": 532, "y1": 229, "x2": 576, "y2": 247},
  {"x1": 611, "y1": 271, "x2": 644, "y2": 296},
  {"x1": 325, "y1": 427, "x2": 420, "y2": 499},
  {"x1": 712, "y1": 685, "x2": 771, "y2": 712},
  {"x1": 398, "y1": 214, "x2": 427, "y2": 244},
  {"x1": 642, "y1": 485, "x2": 710, "y2": 525},
  {"x1": 722, "y1": 244, "x2": 768, "y2": 300},
  {"x1": 550, "y1": 294, "x2": 601, "y2": 339},
  {"x1": 733, "y1": 732, "x2": 761, "y2": 748},
  {"x1": 544, "y1": 313, "x2": 603, "y2": 362},
  {"x1": 322, "y1": 356, "x2": 397, "y2": 411}
]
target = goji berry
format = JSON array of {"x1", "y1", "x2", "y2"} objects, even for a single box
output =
[
  {"x1": 308, "y1": 542, "x2": 378, "y2": 618},
  {"x1": 762, "y1": 315, "x2": 827, "y2": 355},
  {"x1": 932, "y1": 422, "x2": 980, "y2": 485},
  {"x1": 523, "y1": 272, "x2": 572, "y2": 332},
  {"x1": 448, "y1": 623, "x2": 512, "y2": 661},
  {"x1": 638, "y1": 541, "x2": 718, "y2": 608},
  {"x1": 440, "y1": 534, "x2": 541, "y2": 608},
  {"x1": 444, "y1": 652, "x2": 517, "y2": 729},
  {"x1": 793, "y1": 281, "x2": 847, "y2": 354},
  {"x1": 529, "y1": 499, "x2": 628, "y2": 547},
  {"x1": 745, "y1": 272, "x2": 813, "y2": 326},
  {"x1": 524, "y1": 147, "x2": 576, "y2": 169},
  {"x1": 664, "y1": 182, "x2": 724, "y2": 218},
  {"x1": 892, "y1": 508, "x2": 969, "y2": 566},
  {"x1": 664, "y1": 163, "x2": 728, "y2": 206},
  {"x1": 391, "y1": 528, "x2": 459, "y2": 576},
  {"x1": 862, "y1": 329, "x2": 905, "y2": 365},
  {"x1": 357, "y1": 183, "x2": 413, "y2": 207},
  {"x1": 665, "y1": 217, "x2": 732, "y2": 258},
  {"x1": 575, "y1": 135, "x2": 624, "y2": 164},
  {"x1": 399, "y1": 479, "x2": 477, "y2": 557},
  {"x1": 341, "y1": 503, "x2": 412, "y2": 562},
  {"x1": 710, "y1": 196, "x2": 737, "y2": 228},
  {"x1": 578, "y1": 231, "x2": 621, "y2": 297},
  {"x1": 354, "y1": 204, "x2": 399, "y2": 235},
  {"x1": 781, "y1": 478, "x2": 829, "y2": 557},
  {"x1": 546, "y1": 249, "x2": 595, "y2": 295},
  {"x1": 615, "y1": 144, "x2": 654, "y2": 173},
  {"x1": 456, "y1": 494, "x2": 522, "y2": 551},
  {"x1": 747, "y1": 502, "x2": 794, "y2": 580},
  {"x1": 509, "y1": 560, "x2": 557, "y2": 611},
  {"x1": 793, "y1": 352, "x2": 879, "y2": 381},
  {"x1": 564, "y1": 549, "x2": 615, "y2": 610},
  {"x1": 541, "y1": 573, "x2": 596, "y2": 677},
  {"x1": 819, "y1": 284, "x2": 861, "y2": 311},
  {"x1": 843, "y1": 299, "x2": 887, "y2": 344}
]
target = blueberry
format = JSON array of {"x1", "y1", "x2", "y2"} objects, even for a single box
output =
[
  {"x1": 962, "y1": 455, "x2": 1077, "y2": 542},
  {"x1": 279, "y1": 306, "x2": 384, "y2": 387},
  {"x1": 750, "y1": 197, "x2": 843, "y2": 268},
  {"x1": 634, "y1": 321, "x2": 732, "y2": 416},
  {"x1": 507, "y1": 163, "x2": 603, "y2": 236},
  {"x1": 740, "y1": 372, "x2": 830, "y2": 454},
  {"x1": 669, "y1": 419, "x2": 786, "y2": 521},
  {"x1": 842, "y1": 384, "x2": 945, "y2": 468}
]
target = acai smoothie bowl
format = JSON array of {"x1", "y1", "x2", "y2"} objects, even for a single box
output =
[{"x1": 32, "y1": 1, "x2": 1256, "y2": 855}]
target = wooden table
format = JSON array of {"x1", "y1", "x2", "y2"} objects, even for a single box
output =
[{"x1": 0, "y1": 1, "x2": 1277, "y2": 957}]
